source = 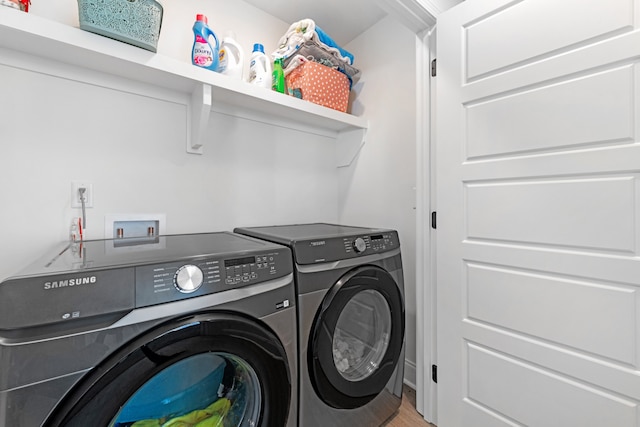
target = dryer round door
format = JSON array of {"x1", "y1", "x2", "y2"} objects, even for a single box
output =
[
  {"x1": 308, "y1": 265, "x2": 405, "y2": 409},
  {"x1": 43, "y1": 312, "x2": 292, "y2": 427}
]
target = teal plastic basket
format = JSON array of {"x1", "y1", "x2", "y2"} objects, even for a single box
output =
[{"x1": 77, "y1": 0, "x2": 163, "y2": 52}]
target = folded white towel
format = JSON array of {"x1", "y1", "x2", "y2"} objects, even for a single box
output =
[{"x1": 274, "y1": 18, "x2": 354, "y2": 66}]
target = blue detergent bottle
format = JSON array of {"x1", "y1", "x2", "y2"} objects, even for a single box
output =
[{"x1": 192, "y1": 14, "x2": 220, "y2": 71}]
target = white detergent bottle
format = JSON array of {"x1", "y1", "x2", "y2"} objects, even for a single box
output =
[
  {"x1": 218, "y1": 32, "x2": 245, "y2": 79},
  {"x1": 248, "y1": 43, "x2": 271, "y2": 88}
]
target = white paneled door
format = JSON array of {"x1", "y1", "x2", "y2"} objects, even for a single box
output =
[{"x1": 436, "y1": 1, "x2": 640, "y2": 426}]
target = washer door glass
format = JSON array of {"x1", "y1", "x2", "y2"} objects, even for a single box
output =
[
  {"x1": 43, "y1": 312, "x2": 292, "y2": 427},
  {"x1": 332, "y1": 289, "x2": 391, "y2": 382},
  {"x1": 309, "y1": 265, "x2": 405, "y2": 410},
  {"x1": 109, "y1": 352, "x2": 260, "y2": 427}
]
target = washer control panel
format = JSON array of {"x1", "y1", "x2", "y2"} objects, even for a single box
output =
[
  {"x1": 174, "y1": 264, "x2": 204, "y2": 293},
  {"x1": 222, "y1": 253, "x2": 281, "y2": 286},
  {"x1": 135, "y1": 249, "x2": 290, "y2": 307}
]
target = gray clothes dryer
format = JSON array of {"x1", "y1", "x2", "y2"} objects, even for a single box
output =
[
  {"x1": 234, "y1": 223, "x2": 405, "y2": 427},
  {"x1": 0, "y1": 232, "x2": 297, "y2": 427}
]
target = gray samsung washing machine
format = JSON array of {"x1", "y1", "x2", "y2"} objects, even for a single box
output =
[
  {"x1": 0, "y1": 232, "x2": 297, "y2": 427},
  {"x1": 235, "y1": 223, "x2": 405, "y2": 427}
]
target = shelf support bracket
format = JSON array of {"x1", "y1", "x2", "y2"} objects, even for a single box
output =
[
  {"x1": 187, "y1": 83, "x2": 212, "y2": 154},
  {"x1": 336, "y1": 127, "x2": 367, "y2": 168}
]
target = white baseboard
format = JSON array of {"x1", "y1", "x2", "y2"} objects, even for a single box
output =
[{"x1": 403, "y1": 359, "x2": 417, "y2": 389}]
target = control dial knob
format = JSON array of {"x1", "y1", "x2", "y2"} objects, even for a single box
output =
[
  {"x1": 352, "y1": 237, "x2": 367, "y2": 253},
  {"x1": 174, "y1": 265, "x2": 203, "y2": 293}
]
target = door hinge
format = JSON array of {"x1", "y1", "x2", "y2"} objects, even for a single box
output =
[
  {"x1": 432, "y1": 364, "x2": 438, "y2": 383},
  {"x1": 431, "y1": 211, "x2": 437, "y2": 229},
  {"x1": 431, "y1": 58, "x2": 437, "y2": 77}
]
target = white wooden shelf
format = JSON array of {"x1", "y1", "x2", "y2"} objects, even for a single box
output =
[{"x1": 0, "y1": 8, "x2": 367, "y2": 166}]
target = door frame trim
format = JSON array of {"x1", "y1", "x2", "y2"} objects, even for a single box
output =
[{"x1": 415, "y1": 24, "x2": 438, "y2": 425}]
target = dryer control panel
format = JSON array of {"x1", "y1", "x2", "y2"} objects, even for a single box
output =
[
  {"x1": 293, "y1": 231, "x2": 399, "y2": 265},
  {"x1": 135, "y1": 249, "x2": 291, "y2": 307},
  {"x1": 343, "y1": 233, "x2": 396, "y2": 255}
]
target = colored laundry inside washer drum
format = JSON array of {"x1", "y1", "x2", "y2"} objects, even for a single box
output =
[{"x1": 113, "y1": 354, "x2": 226, "y2": 424}]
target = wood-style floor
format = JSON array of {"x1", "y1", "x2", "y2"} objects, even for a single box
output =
[{"x1": 383, "y1": 385, "x2": 435, "y2": 427}]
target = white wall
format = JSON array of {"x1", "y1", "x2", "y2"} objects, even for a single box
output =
[
  {"x1": 341, "y1": 16, "x2": 418, "y2": 385},
  {"x1": 0, "y1": 1, "x2": 340, "y2": 281}
]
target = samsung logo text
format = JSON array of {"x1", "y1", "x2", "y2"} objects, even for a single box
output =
[{"x1": 44, "y1": 276, "x2": 97, "y2": 290}]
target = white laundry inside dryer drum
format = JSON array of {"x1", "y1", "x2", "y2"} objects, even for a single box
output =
[{"x1": 332, "y1": 289, "x2": 392, "y2": 381}]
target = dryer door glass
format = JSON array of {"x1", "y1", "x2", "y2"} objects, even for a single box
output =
[
  {"x1": 43, "y1": 313, "x2": 292, "y2": 427},
  {"x1": 309, "y1": 265, "x2": 405, "y2": 410},
  {"x1": 332, "y1": 289, "x2": 391, "y2": 381}
]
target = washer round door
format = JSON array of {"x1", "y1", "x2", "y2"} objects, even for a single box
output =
[
  {"x1": 43, "y1": 312, "x2": 292, "y2": 427},
  {"x1": 308, "y1": 265, "x2": 405, "y2": 409}
]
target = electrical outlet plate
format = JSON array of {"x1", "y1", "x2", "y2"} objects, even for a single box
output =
[{"x1": 71, "y1": 181, "x2": 93, "y2": 208}]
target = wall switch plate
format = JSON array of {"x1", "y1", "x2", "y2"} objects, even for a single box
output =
[{"x1": 71, "y1": 181, "x2": 93, "y2": 208}]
